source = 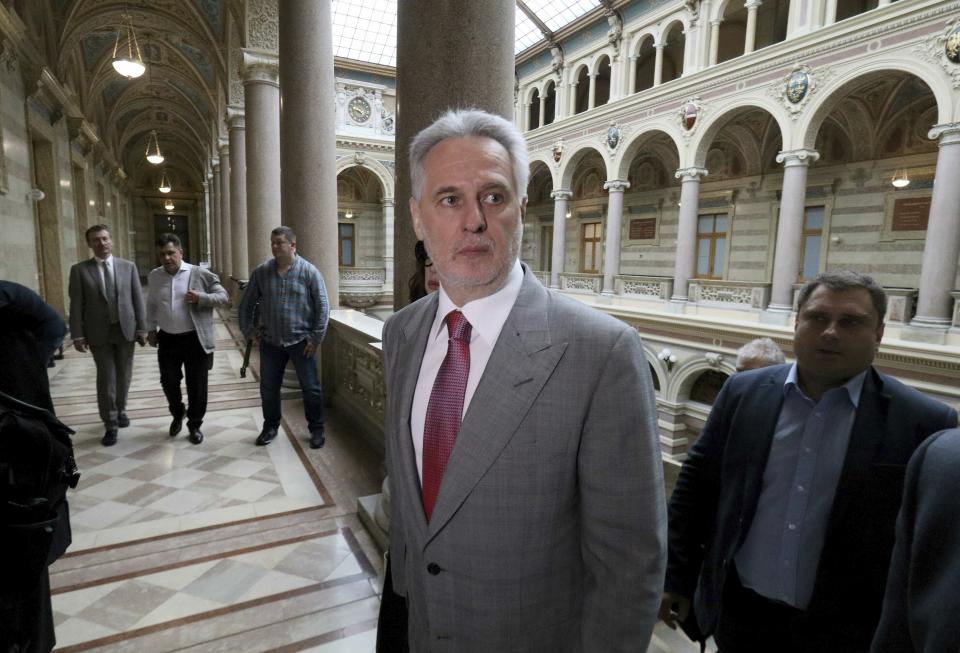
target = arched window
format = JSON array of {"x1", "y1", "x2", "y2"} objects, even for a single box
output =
[
  {"x1": 690, "y1": 370, "x2": 729, "y2": 405},
  {"x1": 594, "y1": 56, "x2": 611, "y2": 106},
  {"x1": 543, "y1": 80, "x2": 556, "y2": 125},
  {"x1": 660, "y1": 23, "x2": 685, "y2": 84},
  {"x1": 634, "y1": 36, "x2": 656, "y2": 92},
  {"x1": 528, "y1": 88, "x2": 541, "y2": 130},
  {"x1": 649, "y1": 363, "x2": 661, "y2": 392},
  {"x1": 574, "y1": 66, "x2": 590, "y2": 114}
]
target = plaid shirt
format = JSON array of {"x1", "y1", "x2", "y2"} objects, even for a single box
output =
[{"x1": 239, "y1": 255, "x2": 329, "y2": 347}]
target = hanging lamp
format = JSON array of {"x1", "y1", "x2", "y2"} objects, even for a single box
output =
[
  {"x1": 112, "y1": 13, "x2": 146, "y2": 78},
  {"x1": 891, "y1": 168, "x2": 910, "y2": 188},
  {"x1": 146, "y1": 130, "x2": 164, "y2": 164},
  {"x1": 164, "y1": 199, "x2": 175, "y2": 211},
  {"x1": 158, "y1": 171, "x2": 171, "y2": 193}
]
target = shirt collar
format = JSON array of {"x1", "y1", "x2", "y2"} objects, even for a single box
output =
[
  {"x1": 431, "y1": 259, "x2": 524, "y2": 343},
  {"x1": 784, "y1": 362, "x2": 867, "y2": 407},
  {"x1": 95, "y1": 254, "x2": 113, "y2": 265}
]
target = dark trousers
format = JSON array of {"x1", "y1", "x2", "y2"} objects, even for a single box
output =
[
  {"x1": 89, "y1": 324, "x2": 135, "y2": 429},
  {"x1": 259, "y1": 339, "x2": 324, "y2": 433},
  {"x1": 157, "y1": 330, "x2": 212, "y2": 429}
]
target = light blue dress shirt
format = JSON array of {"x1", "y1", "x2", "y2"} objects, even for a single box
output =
[{"x1": 735, "y1": 363, "x2": 867, "y2": 609}]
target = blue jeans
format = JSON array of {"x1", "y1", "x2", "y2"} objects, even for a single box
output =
[{"x1": 259, "y1": 339, "x2": 324, "y2": 433}]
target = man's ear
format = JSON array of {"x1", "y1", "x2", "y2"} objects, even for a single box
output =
[{"x1": 410, "y1": 197, "x2": 424, "y2": 240}]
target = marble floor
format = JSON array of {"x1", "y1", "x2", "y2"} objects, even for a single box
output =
[{"x1": 46, "y1": 311, "x2": 710, "y2": 652}]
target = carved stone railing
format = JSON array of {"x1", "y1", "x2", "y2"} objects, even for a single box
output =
[
  {"x1": 339, "y1": 267, "x2": 386, "y2": 309},
  {"x1": 884, "y1": 288, "x2": 918, "y2": 325},
  {"x1": 559, "y1": 272, "x2": 602, "y2": 294},
  {"x1": 615, "y1": 275, "x2": 673, "y2": 300},
  {"x1": 689, "y1": 279, "x2": 771, "y2": 309}
]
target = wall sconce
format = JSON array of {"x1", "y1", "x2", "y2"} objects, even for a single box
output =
[
  {"x1": 658, "y1": 347, "x2": 678, "y2": 371},
  {"x1": 891, "y1": 168, "x2": 910, "y2": 188},
  {"x1": 27, "y1": 188, "x2": 45, "y2": 201},
  {"x1": 565, "y1": 209, "x2": 572, "y2": 219},
  {"x1": 343, "y1": 209, "x2": 354, "y2": 219}
]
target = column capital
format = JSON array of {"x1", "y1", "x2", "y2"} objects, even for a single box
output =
[
  {"x1": 711, "y1": 18, "x2": 723, "y2": 26},
  {"x1": 928, "y1": 122, "x2": 960, "y2": 145},
  {"x1": 603, "y1": 179, "x2": 630, "y2": 192},
  {"x1": 226, "y1": 106, "x2": 246, "y2": 130},
  {"x1": 242, "y1": 50, "x2": 280, "y2": 86},
  {"x1": 675, "y1": 166, "x2": 708, "y2": 181},
  {"x1": 776, "y1": 148, "x2": 820, "y2": 167},
  {"x1": 212, "y1": 162, "x2": 221, "y2": 172},
  {"x1": 382, "y1": 197, "x2": 395, "y2": 207},
  {"x1": 655, "y1": 41, "x2": 667, "y2": 49},
  {"x1": 550, "y1": 189, "x2": 573, "y2": 200},
  {"x1": 745, "y1": 0, "x2": 762, "y2": 8},
  {"x1": 218, "y1": 143, "x2": 230, "y2": 157}
]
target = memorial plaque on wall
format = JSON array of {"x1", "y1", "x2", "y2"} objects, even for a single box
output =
[
  {"x1": 629, "y1": 217, "x2": 657, "y2": 240},
  {"x1": 892, "y1": 196, "x2": 931, "y2": 231}
]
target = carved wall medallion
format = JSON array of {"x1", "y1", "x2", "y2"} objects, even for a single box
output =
[
  {"x1": 677, "y1": 97, "x2": 703, "y2": 137},
  {"x1": 947, "y1": 24, "x2": 960, "y2": 63},
  {"x1": 786, "y1": 69, "x2": 810, "y2": 103},
  {"x1": 553, "y1": 139, "x2": 564, "y2": 163},
  {"x1": 768, "y1": 64, "x2": 833, "y2": 118},
  {"x1": 606, "y1": 123, "x2": 621, "y2": 150}
]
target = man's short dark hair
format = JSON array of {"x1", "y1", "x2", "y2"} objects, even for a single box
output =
[
  {"x1": 156, "y1": 233, "x2": 182, "y2": 249},
  {"x1": 85, "y1": 224, "x2": 110, "y2": 241},
  {"x1": 797, "y1": 270, "x2": 887, "y2": 322},
  {"x1": 271, "y1": 226, "x2": 296, "y2": 244}
]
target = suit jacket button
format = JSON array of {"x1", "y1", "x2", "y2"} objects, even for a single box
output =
[{"x1": 427, "y1": 563, "x2": 442, "y2": 575}]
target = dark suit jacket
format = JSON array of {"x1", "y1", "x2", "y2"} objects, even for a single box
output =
[
  {"x1": 68, "y1": 257, "x2": 145, "y2": 345},
  {"x1": 871, "y1": 427, "x2": 960, "y2": 652},
  {"x1": 665, "y1": 364, "x2": 957, "y2": 651}
]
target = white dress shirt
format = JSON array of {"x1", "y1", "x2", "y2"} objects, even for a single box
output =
[
  {"x1": 148, "y1": 260, "x2": 195, "y2": 334},
  {"x1": 94, "y1": 254, "x2": 114, "y2": 294},
  {"x1": 411, "y1": 260, "x2": 524, "y2": 481}
]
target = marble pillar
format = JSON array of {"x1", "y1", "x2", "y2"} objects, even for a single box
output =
[
  {"x1": 227, "y1": 108, "x2": 249, "y2": 280},
  {"x1": 242, "y1": 51, "x2": 281, "y2": 270},
  {"x1": 912, "y1": 123, "x2": 960, "y2": 328},
  {"x1": 211, "y1": 162, "x2": 221, "y2": 272},
  {"x1": 628, "y1": 55, "x2": 637, "y2": 94},
  {"x1": 672, "y1": 167, "x2": 709, "y2": 302},
  {"x1": 709, "y1": 20, "x2": 721, "y2": 66},
  {"x1": 601, "y1": 180, "x2": 630, "y2": 296},
  {"x1": 768, "y1": 149, "x2": 819, "y2": 312},
  {"x1": 654, "y1": 44, "x2": 665, "y2": 86},
  {"x1": 744, "y1": 1, "x2": 761, "y2": 54},
  {"x1": 395, "y1": 0, "x2": 515, "y2": 310},
  {"x1": 202, "y1": 178, "x2": 212, "y2": 264},
  {"x1": 588, "y1": 72, "x2": 597, "y2": 109},
  {"x1": 218, "y1": 143, "x2": 232, "y2": 279},
  {"x1": 279, "y1": 0, "x2": 340, "y2": 308},
  {"x1": 383, "y1": 199, "x2": 395, "y2": 294},
  {"x1": 550, "y1": 190, "x2": 571, "y2": 288},
  {"x1": 538, "y1": 94, "x2": 546, "y2": 129}
]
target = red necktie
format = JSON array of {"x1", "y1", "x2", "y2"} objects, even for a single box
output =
[{"x1": 421, "y1": 310, "x2": 472, "y2": 521}]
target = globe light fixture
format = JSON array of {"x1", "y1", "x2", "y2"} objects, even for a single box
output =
[
  {"x1": 146, "y1": 130, "x2": 164, "y2": 164},
  {"x1": 158, "y1": 172, "x2": 171, "y2": 193},
  {"x1": 111, "y1": 14, "x2": 146, "y2": 79}
]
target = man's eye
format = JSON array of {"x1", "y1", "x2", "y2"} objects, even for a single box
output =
[
  {"x1": 440, "y1": 196, "x2": 458, "y2": 206},
  {"x1": 483, "y1": 193, "x2": 504, "y2": 204}
]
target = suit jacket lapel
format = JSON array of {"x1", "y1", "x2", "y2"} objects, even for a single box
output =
[
  {"x1": 739, "y1": 367, "x2": 788, "y2": 528},
  {"x1": 426, "y1": 267, "x2": 566, "y2": 544}
]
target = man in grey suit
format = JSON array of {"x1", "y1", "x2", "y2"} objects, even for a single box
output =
[
  {"x1": 145, "y1": 233, "x2": 229, "y2": 445},
  {"x1": 69, "y1": 224, "x2": 146, "y2": 446},
  {"x1": 380, "y1": 109, "x2": 667, "y2": 651}
]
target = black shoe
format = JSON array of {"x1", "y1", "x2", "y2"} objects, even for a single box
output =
[
  {"x1": 117, "y1": 413, "x2": 130, "y2": 428},
  {"x1": 256, "y1": 427, "x2": 278, "y2": 446},
  {"x1": 309, "y1": 429, "x2": 325, "y2": 449},
  {"x1": 169, "y1": 414, "x2": 184, "y2": 437},
  {"x1": 102, "y1": 429, "x2": 118, "y2": 446},
  {"x1": 188, "y1": 428, "x2": 204, "y2": 445}
]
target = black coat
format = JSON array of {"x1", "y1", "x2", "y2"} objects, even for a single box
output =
[{"x1": 665, "y1": 364, "x2": 957, "y2": 651}]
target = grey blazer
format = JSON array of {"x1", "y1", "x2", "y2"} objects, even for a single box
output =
[
  {"x1": 383, "y1": 265, "x2": 667, "y2": 652},
  {"x1": 145, "y1": 264, "x2": 229, "y2": 353},
  {"x1": 68, "y1": 257, "x2": 145, "y2": 345}
]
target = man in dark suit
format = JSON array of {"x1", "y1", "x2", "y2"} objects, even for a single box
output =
[
  {"x1": 380, "y1": 109, "x2": 666, "y2": 651},
  {"x1": 660, "y1": 270, "x2": 957, "y2": 652},
  {"x1": 69, "y1": 224, "x2": 147, "y2": 446},
  {"x1": 871, "y1": 427, "x2": 960, "y2": 652}
]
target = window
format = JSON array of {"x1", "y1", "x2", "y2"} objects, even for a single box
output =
[
  {"x1": 696, "y1": 213, "x2": 727, "y2": 279},
  {"x1": 580, "y1": 221, "x2": 602, "y2": 273},
  {"x1": 539, "y1": 225, "x2": 553, "y2": 272},
  {"x1": 338, "y1": 223, "x2": 355, "y2": 266},
  {"x1": 690, "y1": 370, "x2": 729, "y2": 405},
  {"x1": 799, "y1": 206, "x2": 824, "y2": 281}
]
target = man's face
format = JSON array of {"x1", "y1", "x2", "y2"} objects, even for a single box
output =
[
  {"x1": 158, "y1": 243, "x2": 183, "y2": 274},
  {"x1": 271, "y1": 235, "x2": 296, "y2": 261},
  {"x1": 87, "y1": 229, "x2": 112, "y2": 259},
  {"x1": 793, "y1": 285, "x2": 884, "y2": 393},
  {"x1": 410, "y1": 136, "x2": 525, "y2": 305}
]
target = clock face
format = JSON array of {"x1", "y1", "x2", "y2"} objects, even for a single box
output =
[{"x1": 348, "y1": 97, "x2": 372, "y2": 123}]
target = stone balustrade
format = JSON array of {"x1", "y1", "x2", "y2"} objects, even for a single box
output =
[
  {"x1": 559, "y1": 272, "x2": 602, "y2": 294},
  {"x1": 615, "y1": 275, "x2": 673, "y2": 300},
  {"x1": 688, "y1": 279, "x2": 771, "y2": 310},
  {"x1": 339, "y1": 266, "x2": 386, "y2": 309}
]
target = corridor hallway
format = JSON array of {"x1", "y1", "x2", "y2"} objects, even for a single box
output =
[{"x1": 46, "y1": 310, "x2": 384, "y2": 652}]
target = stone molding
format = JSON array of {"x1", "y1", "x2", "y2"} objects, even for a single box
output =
[
  {"x1": 776, "y1": 148, "x2": 820, "y2": 166},
  {"x1": 241, "y1": 50, "x2": 279, "y2": 86},
  {"x1": 550, "y1": 189, "x2": 573, "y2": 200},
  {"x1": 603, "y1": 179, "x2": 630, "y2": 192},
  {"x1": 226, "y1": 106, "x2": 245, "y2": 130},
  {"x1": 675, "y1": 166, "x2": 708, "y2": 181},
  {"x1": 929, "y1": 122, "x2": 960, "y2": 145}
]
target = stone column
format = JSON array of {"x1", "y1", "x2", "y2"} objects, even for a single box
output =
[
  {"x1": 601, "y1": 180, "x2": 629, "y2": 296},
  {"x1": 279, "y1": 0, "x2": 339, "y2": 309},
  {"x1": 538, "y1": 94, "x2": 546, "y2": 129},
  {"x1": 383, "y1": 198, "x2": 395, "y2": 293},
  {"x1": 709, "y1": 20, "x2": 721, "y2": 66},
  {"x1": 653, "y1": 44, "x2": 665, "y2": 86},
  {"x1": 628, "y1": 54, "x2": 638, "y2": 94},
  {"x1": 210, "y1": 161, "x2": 220, "y2": 272},
  {"x1": 768, "y1": 149, "x2": 819, "y2": 312},
  {"x1": 395, "y1": 0, "x2": 515, "y2": 310},
  {"x1": 744, "y1": 0, "x2": 761, "y2": 54},
  {"x1": 672, "y1": 167, "x2": 709, "y2": 302},
  {"x1": 217, "y1": 143, "x2": 232, "y2": 279},
  {"x1": 912, "y1": 124, "x2": 960, "y2": 329},
  {"x1": 550, "y1": 190, "x2": 571, "y2": 288},
  {"x1": 569, "y1": 81, "x2": 579, "y2": 116},
  {"x1": 522, "y1": 101, "x2": 532, "y2": 130},
  {"x1": 823, "y1": 0, "x2": 838, "y2": 25},
  {"x1": 588, "y1": 72, "x2": 597, "y2": 109},
  {"x1": 227, "y1": 108, "x2": 249, "y2": 280},
  {"x1": 242, "y1": 51, "x2": 281, "y2": 270},
  {"x1": 202, "y1": 178, "x2": 212, "y2": 264}
]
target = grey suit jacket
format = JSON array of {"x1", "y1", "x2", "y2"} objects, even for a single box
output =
[
  {"x1": 145, "y1": 264, "x2": 230, "y2": 353},
  {"x1": 383, "y1": 265, "x2": 667, "y2": 652},
  {"x1": 68, "y1": 257, "x2": 145, "y2": 346}
]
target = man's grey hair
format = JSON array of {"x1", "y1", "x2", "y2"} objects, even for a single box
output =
[
  {"x1": 797, "y1": 270, "x2": 887, "y2": 322},
  {"x1": 409, "y1": 108, "x2": 529, "y2": 201},
  {"x1": 271, "y1": 225, "x2": 297, "y2": 244},
  {"x1": 736, "y1": 337, "x2": 786, "y2": 372}
]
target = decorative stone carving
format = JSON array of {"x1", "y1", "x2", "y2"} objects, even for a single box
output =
[
  {"x1": 606, "y1": 10, "x2": 623, "y2": 55},
  {"x1": 767, "y1": 63, "x2": 834, "y2": 118},
  {"x1": 247, "y1": 0, "x2": 279, "y2": 51},
  {"x1": 621, "y1": 281, "x2": 662, "y2": 297},
  {"x1": 605, "y1": 122, "x2": 622, "y2": 152},
  {"x1": 552, "y1": 139, "x2": 564, "y2": 164},
  {"x1": 241, "y1": 50, "x2": 279, "y2": 86},
  {"x1": 229, "y1": 47, "x2": 244, "y2": 105},
  {"x1": 676, "y1": 97, "x2": 705, "y2": 141},
  {"x1": 550, "y1": 45, "x2": 565, "y2": 79},
  {"x1": 675, "y1": 166, "x2": 709, "y2": 181},
  {"x1": 913, "y1": 17, "x2": 960, "y2": 88},
  {"x1": 704, "y1": 352, "x2": 724, "y2": 368},
  {"x1": 684, "y1": 0, "x2": 701, "y2": 24}
]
